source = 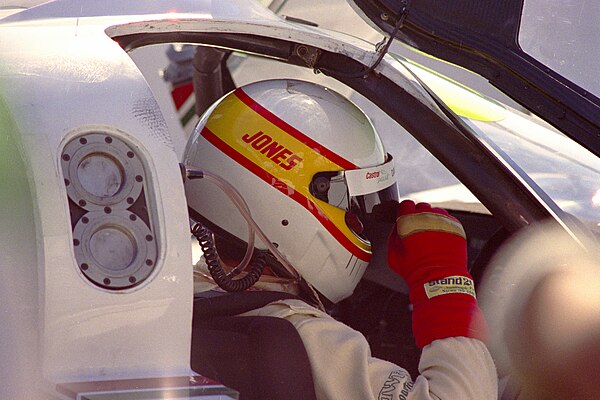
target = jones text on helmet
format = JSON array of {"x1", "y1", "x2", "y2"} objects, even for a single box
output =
[{"x1": 241, "y1": 131, "x2": 303, "y2": 171}]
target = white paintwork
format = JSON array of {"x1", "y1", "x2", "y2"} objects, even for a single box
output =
[{"x1": 0, "y1": 2, "x2": 198, "y2": 393}]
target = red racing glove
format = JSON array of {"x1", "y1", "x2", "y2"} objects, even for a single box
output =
[{"x1": 387, "y1": 200, "x2": 488, "y2": 348}]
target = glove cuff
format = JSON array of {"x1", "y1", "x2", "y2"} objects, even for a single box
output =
[{"x1": 410, "y1": 276, "x2": 488, "y2": 348}]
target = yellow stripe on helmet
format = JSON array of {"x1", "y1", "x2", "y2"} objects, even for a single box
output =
[{"x1": 204, "y1": 89, "x2": 371, "y2": 255}]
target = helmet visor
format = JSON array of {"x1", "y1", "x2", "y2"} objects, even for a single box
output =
[{"x1": 309, "y1": 154, "x2": 398, "y2": 219}]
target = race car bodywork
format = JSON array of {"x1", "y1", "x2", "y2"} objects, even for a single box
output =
[{"x1": 0, "y1": 0, "x2": 598, "y2": 398}]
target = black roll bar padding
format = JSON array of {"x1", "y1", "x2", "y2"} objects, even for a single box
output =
[{"x1": 192, "y1": 46, "x2": 231, "y2": 117}]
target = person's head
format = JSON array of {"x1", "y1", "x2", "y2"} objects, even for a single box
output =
[
  {"x1": 183, "y1": 79, "x2": 397, "y2": 302},
  {"x1": 479, "y1": 222, "x2": 600, "y2": 399},
  {"x1": 507, "y1": 267, "x2": 600, "y2": 400}
]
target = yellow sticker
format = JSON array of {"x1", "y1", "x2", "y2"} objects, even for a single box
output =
[
  {"x1": 424, "y1": 276, "x2": 476, "y2": 299},
  {"x1": 400, "y1": 58, "x2": 508, "y2": 122}
]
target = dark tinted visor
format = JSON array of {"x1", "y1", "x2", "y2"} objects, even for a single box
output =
[{"x1": 309, "y1": 154, "x2": 398, "y2": 218}]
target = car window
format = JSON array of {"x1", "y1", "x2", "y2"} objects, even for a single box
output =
[
  {"x1": 392, "y1": 55, "x2": 600, "y2": 230},
  {"x1": 345, "y1": 89, "x2": 479, "y2": 209},
  {"x1": 471, "y1": 112, "x2": 600, "y2": 229},
  {"x1": 520, "y1": 0, "x2": 600, "y2": 99},
  {"x1": 384, "y1": 55, "x2": 600, "y2": 229},
  {"x1": 137, "y1": 39, "x2": 598, "y2": 226}
]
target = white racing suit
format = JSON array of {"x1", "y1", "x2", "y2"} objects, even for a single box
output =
[
  {"x1": 194, "y1": 269, "x2": 497, "y2": 399},
  {"x1": 240, "y1": 298, "x2": 497, "y2": 400}
]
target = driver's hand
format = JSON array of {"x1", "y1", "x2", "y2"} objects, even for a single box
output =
[{"x1": 387, "y1": 200, "x2": 488, "y2": 348}]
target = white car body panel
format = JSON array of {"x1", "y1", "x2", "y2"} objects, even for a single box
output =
[{"x1": 1, "y1": 11, "x2": 193, "y2": 385}]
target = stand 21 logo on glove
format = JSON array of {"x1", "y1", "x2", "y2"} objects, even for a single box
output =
[{"x1": 425, "y1": 276, "x2": 476, "y2": 299}]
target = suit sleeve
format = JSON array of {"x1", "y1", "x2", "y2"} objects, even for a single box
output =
[{"x1": 240, "y1": 299, "x2": 497, "y2": 400}]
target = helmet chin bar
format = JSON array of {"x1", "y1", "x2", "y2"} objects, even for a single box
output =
[{"x1": 182, "y1": 165, "x2": 301, "y2": 291}]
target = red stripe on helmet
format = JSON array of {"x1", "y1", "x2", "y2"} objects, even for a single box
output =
[
  {"x1": 234, "y1": 87, "x2": 358, "y2": 171},
  {"x1": 201, "y1": 126, "x2": 370, "y2": 261}
]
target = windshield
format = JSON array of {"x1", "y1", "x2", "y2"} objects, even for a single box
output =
[
  {"x1": 389, "y1": 57, "x2": 600, "y2": 231},
  {"x1": 470, "y1": 111, "x2": 600, "y2": 227},
  {"x1": 519, "y1": 0, "x2": 600, "y2": 99}
]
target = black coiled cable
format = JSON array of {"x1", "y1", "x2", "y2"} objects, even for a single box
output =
[{"x1": 191, "y1": 222, "x2": 266, "y2": 292}]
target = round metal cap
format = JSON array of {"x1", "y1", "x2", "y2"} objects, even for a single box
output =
[
  {"x1": 73, "y1": 210, "x2": 157, "y2": 289},
  {"x1": 62, "y1": 133, "x2": 145, "y2": 211}
]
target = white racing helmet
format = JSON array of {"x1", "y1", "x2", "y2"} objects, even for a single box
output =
[{"x1": 183, "y1": 79, "x2": 397, "y2": 303}]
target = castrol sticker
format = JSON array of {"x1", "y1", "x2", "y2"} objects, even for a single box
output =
[{"x1": 343, "y1": 156, "x2": 396, "y2": 196}]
